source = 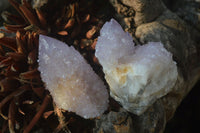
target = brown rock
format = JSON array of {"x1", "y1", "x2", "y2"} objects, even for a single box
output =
[{"x1": 94, "y1": 108, "x2": 134, "y2": 133}]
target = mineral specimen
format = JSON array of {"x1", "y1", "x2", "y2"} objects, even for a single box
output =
[
  {"x1": 95, "y1": 19, "x2": 178, "y2": 115},
  {"x1": 38, "y1": 35, "x2": 109, "y2": 119}
]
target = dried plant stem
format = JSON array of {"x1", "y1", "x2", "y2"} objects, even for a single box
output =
[
  {"x1": 53, "y1": 105, "x2": 71, "y2": 133},
  {"x1": 7, "y1": 0, "x2": 28, "y2": 23},
  {"x1": 54, "y1": 106, "x2": 65, "y2": 127},
  {"x1": 8, "y1": 100, "x2": 16, "y2": 133},
  {"x1": 23, "y1": 95, "x2": 51, "y2": 133},
  {"x1": 19, "y1": 5, "x2": 40, "y2": 26},
  {"x1": 35, "y1": 9, "x2": 47, "y2": 28},
  {"x1": 0, "y1": 37, "x2": 17, "y2": 52},
  {"x1": 0, "y1": 88, "x2": 27, "y2": 120}
]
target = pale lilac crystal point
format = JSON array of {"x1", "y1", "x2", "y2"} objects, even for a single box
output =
[
  {"x1": 95, "y1": 18, "x2": 135, "y2": 69},
  {"x1": 38, "y1": 35, "x2": 108, "y2": 119}
]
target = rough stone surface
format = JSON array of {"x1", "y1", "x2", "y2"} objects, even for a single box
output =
[
  {"x1": 95, "y1": 19, "x2": 178, "y2": 115},
  {"x1": 94, "y1": 108, "x2": 134, "y2": 133},
  {"x1": 38, "y1": 35, "x2": 109, "y2": 119},
  {"x1": 132, "y1": 100, "x2": 166, "y2": 133},
  {"x1": 120, "y1": 0, "x2": 166, "y2": 26},
  {"x1": 175, "y1": 0, "x2": 200, "y2": 31}
]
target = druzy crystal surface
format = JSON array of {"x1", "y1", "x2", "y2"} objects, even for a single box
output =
[
  {"x1": 38, "y1": 35, "x2": 108, "y2": 119},
  {"x1": 95, "y1": 19, "x2": 178, "y2": 115}
]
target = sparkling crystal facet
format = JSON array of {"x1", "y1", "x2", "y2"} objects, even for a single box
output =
[
  {"x1": 38, "y1": 35, "x2": 108, "y2": 118},
  {"x1": 95, "y1": 19, "x2": 178, "y2": 115}
]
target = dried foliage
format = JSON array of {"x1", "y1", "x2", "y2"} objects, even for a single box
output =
[{"x1": 0, "y1": 0, "x2": 114, "y2": 132}]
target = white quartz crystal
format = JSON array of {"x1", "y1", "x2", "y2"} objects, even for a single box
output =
[
  {"x1": 38, "y1": 35, "x2": 108, "y2": 119},
  {"x1": 95, "y1": 19, "x2": 178, "y2": 115}
]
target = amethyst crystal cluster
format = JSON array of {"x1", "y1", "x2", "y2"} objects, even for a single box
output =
[{"x1": 38, "y1": 19, "x2": 178, "y2": 118}]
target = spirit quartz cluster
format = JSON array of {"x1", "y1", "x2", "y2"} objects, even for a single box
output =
[
  {"x1": 95, "y1": 19, "x2": 178, "y2": 115},
  {"x1": 38, "y1": 35, "x2": 108, "y2": 119},
  {"x1": 38, "y1": 18, "x2": 178, "y2": 118}
]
